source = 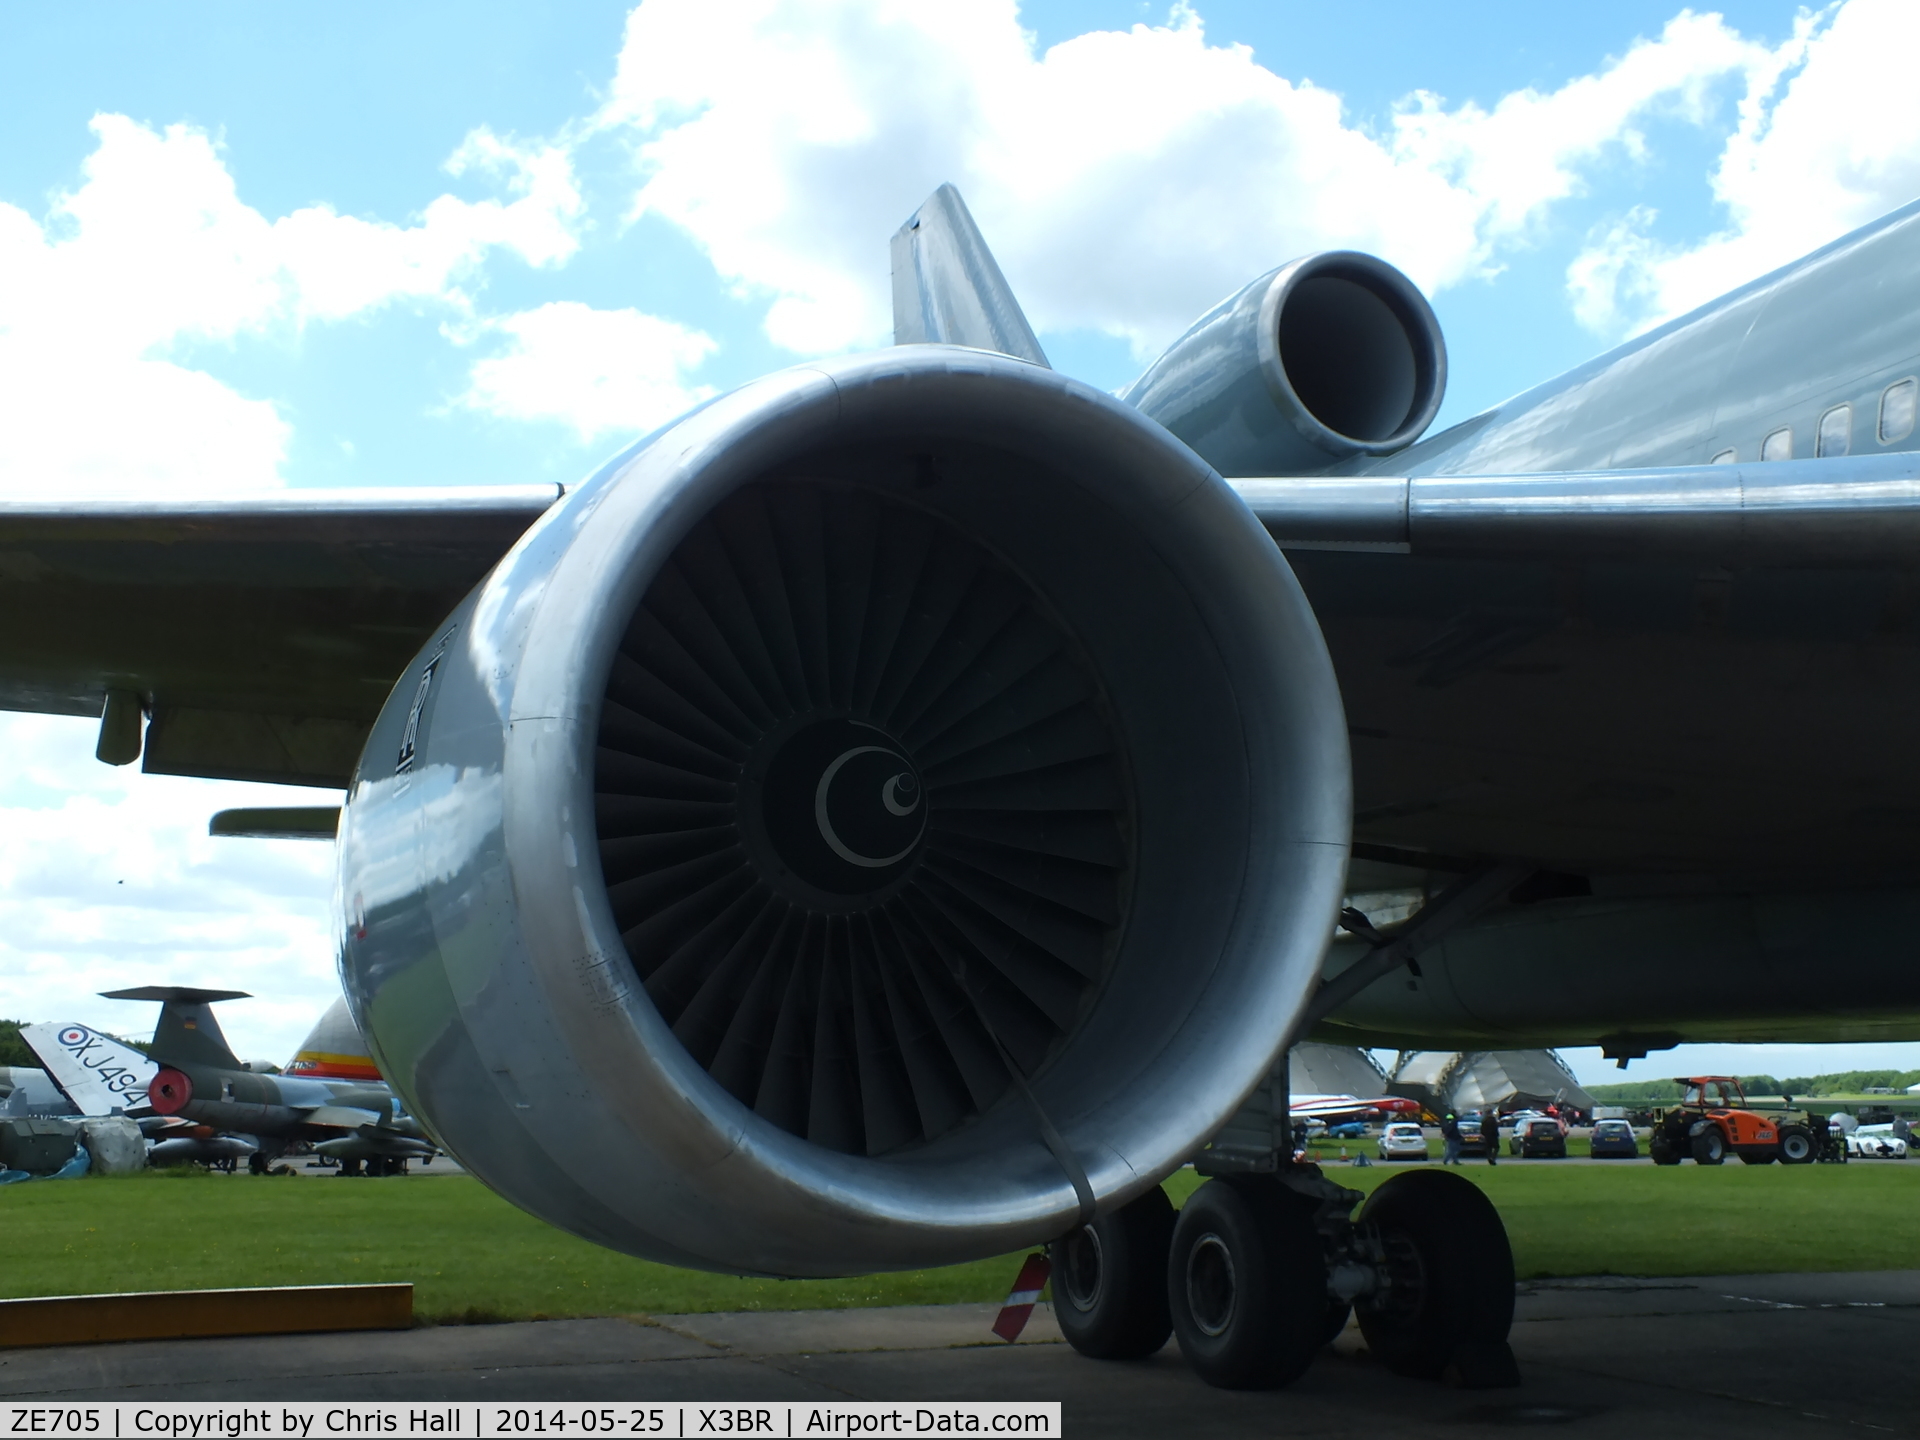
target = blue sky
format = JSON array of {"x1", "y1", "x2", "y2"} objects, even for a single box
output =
[{"x1": 3, "y1": 0, "x2": 1918, "y2": 1085}]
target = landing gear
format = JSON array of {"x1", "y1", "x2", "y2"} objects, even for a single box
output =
[
  {"x1": 247, "y1": 1153, "x2": 268, "y2": 1176},
  {"x1": 336, "y1": 1157, "x2": 364, "y2": 1177},
  {"x1": 1166, "y1": 1177, "x2": 1326, "y2": 1390},
  {"x1": 1353, "y1": 1169, "x2": 1519, "y2": 1387},
  {"x1": 1050, "y1": 1188, "x2": 1175, "y2": 1358}
]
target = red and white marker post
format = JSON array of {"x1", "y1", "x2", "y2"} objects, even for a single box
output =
[{"x1": 991, "y1": 1251, "x2": 1052, "y2": 1342}]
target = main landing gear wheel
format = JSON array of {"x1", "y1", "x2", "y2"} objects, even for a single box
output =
[
  {"x1": 1691, "y1": 1127, "x2": 1727, "y2": 1165},
  {"x1": 1778, "y1": 1125, "x2": 1815, "y2": 1164},
  {"x1": 1167, "y1": 1177, "x2": 1326, "y2": 1390},
  {"x1": 1052, "y1": 1188, "x2": 1176, "y2": 1359},
  {"x1": 1354, "y1": 1169, "x2": 1519, "y2": 1388}
]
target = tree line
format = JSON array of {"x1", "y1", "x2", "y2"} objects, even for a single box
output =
[{"x1": 1588, "y1": 1071, "x2": 1920, "y2": 1102}]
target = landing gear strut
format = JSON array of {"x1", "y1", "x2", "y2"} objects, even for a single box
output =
[{"x1": 1054, "y1": 868, "x2": 1526, "y2": 1390}]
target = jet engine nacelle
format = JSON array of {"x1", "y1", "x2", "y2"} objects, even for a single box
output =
[
  {"x1": 1123, "y1": 252, "x2": 1447, "y2": 477},
  {"x1": 336, "y1": 347, "x2": 1349, "y2": 1277}
]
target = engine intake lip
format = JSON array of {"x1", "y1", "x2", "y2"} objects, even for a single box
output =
[{"x1": 1257, "y1": 250, "x2": 1448, "y2": 458}]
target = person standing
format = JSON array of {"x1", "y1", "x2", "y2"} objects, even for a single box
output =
[
  {"x1": 1481, "y1": 1107, "x2": 1500, "y2": 1165},
  {"x1": 1440, "y1": 1112, "x2": 1462, "y2": 1165}
]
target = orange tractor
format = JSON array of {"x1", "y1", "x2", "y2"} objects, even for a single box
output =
[{"x1": 1648, "y1": 1077, "x2": 1816, "y2": 1165}]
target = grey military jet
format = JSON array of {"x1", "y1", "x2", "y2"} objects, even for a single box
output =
[
  {"x1": 8, "y1": 181, "x2": 1920, "y2": 1388},
  {"x1": 93, "y1": 987, "x2": 435, "y2": 1175}
]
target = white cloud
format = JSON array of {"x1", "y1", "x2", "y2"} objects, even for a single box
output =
[
  {"x1": 0, "y1": 115, "x2": 585, "y2": 497},
  {"x1": 596, "y1": 0, "x2": 1775, "y2": 360},
  {"x1": 0, "y1": 714, "x2": 337, "y2": 1064},
  {"x1": 458, "y1": 301, "x2": 717, "y2": 440},
  {"x1": 1566, "y1": 0, "x2": 1920, "y2": 336}
]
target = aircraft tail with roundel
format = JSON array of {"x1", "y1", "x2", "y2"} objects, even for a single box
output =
[{"x1": 19, "y1": 1022, "x2": 159, "y2": 1116}]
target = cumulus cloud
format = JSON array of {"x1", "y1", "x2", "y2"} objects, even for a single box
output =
[
  {"x1": 0, "y1": 114, "x2": 585, "y2": 497},
  {"x1": 1567, "y1": 0, "x2": 1920, "y2": 336},
  {"x1": 458, "y1": 301, "x2": 717, "y2": 440},
  {"x1": 596, "y1": 0, "x2": 1777, "y2": 360},
  {"x1": 0, "y1": 714, "x2": 337, "y2": 1062}
]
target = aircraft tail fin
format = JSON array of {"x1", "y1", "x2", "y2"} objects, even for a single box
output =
[
  {"x1": 100, "y1": 986, "x2": 249, "y2": 1070},
  {"x1": 284, "y1": 996, "x2": 382, "y2": 1081},
  {"x1": 890, "y1": 184, "x2": 1049, "y2": 367},
  {"x1": 19, "y1": 1022, "x2": 159, "y2": 1115}
]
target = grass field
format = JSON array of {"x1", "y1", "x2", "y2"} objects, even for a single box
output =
[{"x1": 5, "y1": 1161, "x2": 1917, "y2": 1324}]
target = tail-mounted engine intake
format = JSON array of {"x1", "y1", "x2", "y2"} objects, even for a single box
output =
[
  {"x1": 336, "y1": 347, "x2": 1349, "y2": 1276},
  {"x1": 1123, "y1": 252, "x2": 1447, "y2": 477}
]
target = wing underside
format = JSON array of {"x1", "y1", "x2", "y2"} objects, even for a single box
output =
[{"x1": 0, "y1": 487, "x2": 557, "y2": 786}]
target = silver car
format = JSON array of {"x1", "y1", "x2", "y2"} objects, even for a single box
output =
[{"x1": 1378, "y1": 1122, "x2": 1431, "y2": 1161}]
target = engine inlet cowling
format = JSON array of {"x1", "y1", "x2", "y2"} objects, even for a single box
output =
[
  {"x1": 1123, "y1": 251, "x2": 1447, "y2": 477},
  {"x1": 337, "y1": 347, "x2": 1350, "y2": 1277}
]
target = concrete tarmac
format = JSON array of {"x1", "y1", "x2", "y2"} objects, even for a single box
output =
[{"x1": 3, "y1": 1270, "x2": 1916, "y2": 1436}]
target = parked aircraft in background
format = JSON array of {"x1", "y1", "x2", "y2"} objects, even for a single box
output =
[
  {"x1": 19, "y1": 1022, "x2": 156, "y2": 1116},
  {"x1": 1289, "y1": 1093, "x2": 1420, "y2": 1124},
  {"x1": 0, "y1": 1065, "x2": 78, "y2": 1118},
  {"x1": 24, "y1": 989, "x2": 436, "y2": 1174},
  {"x1": 14, "y1": 178, "x2": 1920, "y2": 1389}
]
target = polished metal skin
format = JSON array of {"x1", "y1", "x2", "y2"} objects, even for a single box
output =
[
  {"x1": 1314, "y1": 885, "x2": 1920, "y2": 1051},
  {"x1": 1235, "y1": 450, "x2": 1920, "y2": 562},
  {"x1": 1122, "y1": 252, "x2": 1446, "y2": 477},
  {"x1": 890, "y1": 184, "x2": 1049, "y2": 366},
  {"x1": 336, "y1": 346, "x2": 1350, "y2": 1275},
  {"x1": 1369, "y1": 194, "x2": 1920, "y2": 478}
]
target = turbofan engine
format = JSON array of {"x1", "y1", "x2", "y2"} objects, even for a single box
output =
[
  {"x1": 336, "y1": 346, "x2": 1349, "y2": 1276},
  {"x1": 1123, "y1": 252, "x2": 1447, "y2": 476}
]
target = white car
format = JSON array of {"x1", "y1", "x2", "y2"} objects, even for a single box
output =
[
  {"x1": 1378, "y1": 1122, "x2": 1430, "y2": 1161},
  {"x1": 1848, "y1": 1126, "x2": 1909, "y2": 1158}
]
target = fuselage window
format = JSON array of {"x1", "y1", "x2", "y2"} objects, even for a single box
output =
[
  {"x1": 1709, "y1": 448, "x2": 1736, "y2": 464},
  {"x1": 1762, "y1": 426, "x2": 1793, "y2": 461},
  {"x1": 1881, "y1": 377, "x2": 1918, "y2": 443},
  {"x1": 1817, "y1": 404, "x2": 1851, "y2": 457}
]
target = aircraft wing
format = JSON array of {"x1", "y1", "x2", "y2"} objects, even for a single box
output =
[
  {"x1": 4, "y1": 457, "x2": 1917, "y2": 795},
  {"x1": 302, "y1": 1104, "x2": 387, "y2": 1129},
  {"x1": 1235, "y1": 451, "x2": 1920, "y2": 563},
  {"x1": 19, "y1": 1022, "x2": 158, "y2": 1116},
  {"x1": 1289, "y1": 1094, "x2": 1418, "y2": 1120},
  {"x1": 0, "y1": 486, "x2": 559, "y2": 786}
]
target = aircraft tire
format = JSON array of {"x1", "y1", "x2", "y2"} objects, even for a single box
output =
[
  {"x1": 1051, "y1": 1188, "x2": 1175, "y2": 1359},
  {"x1": 1354, "y1": 1169, "x2": 1518, "y2": 1387},
  {"x1": 1167, "y1": 1177, "x2": 1325, "y2": 1390},
  {"x1": 1691, "y1": 1128, "x2": 1726, "y2": 1165},
  {"x1": 1778, "y1": 1126, "x2": 1815, "y2": 1164}
]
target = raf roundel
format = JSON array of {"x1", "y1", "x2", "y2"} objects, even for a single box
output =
[{"x1": 58, "y1": 1027, "x2": 86, "y2": 1047}]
